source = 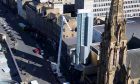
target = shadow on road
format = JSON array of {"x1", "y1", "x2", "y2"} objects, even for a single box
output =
[
  {"x1": 11, "y1": 48, "x2": 59, "y2": 84},
  {"x1": 0, "y1": 4, "x2": 37, "y2": 48},
  {"x1": 3, "y1": 41, "x2": 21, "y2": 82}
]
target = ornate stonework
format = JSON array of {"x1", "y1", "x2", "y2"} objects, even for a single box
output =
[{"x1": 97, "y1": 0, "x2": 128, "y2": 84}]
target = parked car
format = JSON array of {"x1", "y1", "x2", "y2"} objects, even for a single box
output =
[
  {"x1": 63, "y1": 82, "x2": 70, "y2": 84},
  {"x1": 6, "y1": 30, "x2": 11, "y2": 34},
  {"x1": 33, "y1": 48, "x2": 40, "y2": 54},
  {"x1": 30, "y1": 80, "x2": 39, "y2": 84},
  {"x1": 40, "y1": 50, "x2": 44, "y2": 55},
  {"x1": 10, "y1": 37, "x2": 16, "y2": 42},
  {"x1": 18, "y1": 23, "x2": 31, "y2": 31},
  {"x1": 8, "y1": 33, "x2": 13, "y2": 38}
]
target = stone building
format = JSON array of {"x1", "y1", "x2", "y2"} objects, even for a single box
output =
[
  {"x1": 52, "y1": 0, "x2": 75, "y2": 4},
  {"x1": 24, "y1": 1, "x2": 77, "y2": 59},
  {"x1": 0, "y1": 0, "x2": 17, "y2": 12},
  {"x1": 75, "y1": 0, "x2": 93, "y2": 11},
  {"x1": 97, "y1": 0, "x2": 128, "y2": 84},
  {"x1": 17, "y1": 0, "x2": 32, "y2": 19}
]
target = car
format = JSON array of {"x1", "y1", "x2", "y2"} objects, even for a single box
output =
[
  {"x1": 30, "y1": 80, "x2": 39, "y2": 84},
  {"x1": 10, "y1": 37, "x2": 16, "y2": 41},
  {"x1": 4, "y1": 10, "x2": 8, "y2": 14},
  {"x1": 33, "y1": 48, "x2": 40, "y2": 54},
  {"x1": 40, "y1": 50, "x2": 44, "y2": 55},
  {"x1": 18, "y1": 23, "x2": 31, "y2": 31},
  {"x1": 3, "y1": 23, "x2": 7, "y2": 27},
  {"x1": 4, "y1": 28, "x2": 10, "y2": 31},
  {"x1": 63, "y1": 82, "x2": 70, "y2": 84},
  {"x1": 6, "y1": 30, "x2": 11, "y2": 34},
  {"x1": 8, "y1": 33, "x2": 13, "y2": 37}
]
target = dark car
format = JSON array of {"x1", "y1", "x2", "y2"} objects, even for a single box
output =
[
  {"x1": 8, "y1": 33, "x2": 13, "y2": 37},
  {"x1": 33, "y1": 48, "x2": 40, "y2": 54},
  {"x1": 6, "y1": 30, "x2": 11, "y2": 34},
  {"x1": 18, "y1": 23, "x2": 31, "y2": 31},
  {"x1": 10, "y1": 36, "x2": 16, "y2": 41}
]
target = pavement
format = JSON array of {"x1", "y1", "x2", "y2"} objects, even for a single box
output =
[{"x1": 0, "y1": 3, "x2": 59, "y2": 84}]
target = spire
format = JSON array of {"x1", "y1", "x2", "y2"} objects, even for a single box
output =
[
  {"x1": 97, "y1": 0, "x2": 128, "y2": 84},
  {"x1": 109, "y1": 0, "x2": 124, "y2": 23},
  {"x1": 106, "y1": 0, "x2": 126, "y2": 41}
]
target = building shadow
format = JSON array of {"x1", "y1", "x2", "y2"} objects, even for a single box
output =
[
  {"x1": 11, "y1": 48, "x2": 59, "y2": 84},
  {"x1": 0, "y1": 4, "x2": 37, "y2": 48},
  {"x1": 0, "y1": 5, "x2": 55, "y2": 61},
  {"x1": 113, "y1": 65, "x2": 127, "y2": 84},
  {"x1": 3, "y1": 41, "x2": 21, "y2": 82},
  {"x1": 127, "y1": 36, "x2": 140, "y2": 49},
  {"x1": 11, "y1": 48, "x2": 45, "y2": 65}
]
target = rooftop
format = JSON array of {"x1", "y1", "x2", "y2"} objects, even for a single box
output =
[
  {"x1": 63, "y1": 37, "x2": 76, "y2": 47},
  {"x1": 127, "y1": 48, "x2": 140, "y2": 79},
  {"x1": 93, "y1": 17, "x2": 140, "y2": 40}
]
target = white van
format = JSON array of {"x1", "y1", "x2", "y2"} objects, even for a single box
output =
[{"x1": 30, "y1": 80, "x2": 39, "y2": 84}]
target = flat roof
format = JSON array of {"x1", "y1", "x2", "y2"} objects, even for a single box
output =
[
  {"x1": 93, "y1": 17, "x2": 140, "y2": 40},
  {"x1": 63, "y1": 37, "x2": 77, "y2": 46}
]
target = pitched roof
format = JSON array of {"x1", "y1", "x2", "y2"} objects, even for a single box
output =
[
  {"x1": 127, "y1": 48, "x2": 140, "y2": 79},
  {"x1": 94, "y1": 18, "x2": 140, "y2": 41}
]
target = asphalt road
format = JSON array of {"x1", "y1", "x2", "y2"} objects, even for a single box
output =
[{"x1": 0, "y1": 3, "x2": 59, "y2": 84}]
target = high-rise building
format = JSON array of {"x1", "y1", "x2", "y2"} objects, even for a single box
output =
[
  {"x1": 97, "y1": 0, "x2": 128, "y2": 84},
  {"x1": 75, "y1": 0, "x2": 93, "y2": 10},
  {"x1": 76, "y1": 9, "x2": 93, "y2": 64},
  {"x1": 93, "y1": 0, "x2": 140, "y2": 18}
]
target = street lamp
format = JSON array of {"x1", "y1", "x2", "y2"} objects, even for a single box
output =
[
  {"x1": 56, "y1": 15, "x2": 72, "y2": 77},
  {"x1": 56, "y1": 15, "x2": 63, "y2": 77}
]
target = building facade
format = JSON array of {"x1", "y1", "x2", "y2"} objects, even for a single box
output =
[
  {"x1": 25, "y1": 1, "x2": 77, "y2": 57},
  {"x1": 0, "y1": 0, "x2": 17, "y2": 12},
  {"x1": 93, "y1": 0, "x2": 140, "y2": 18},
  {"x1": 75, "y1": 0, "x2": 93, "y2": 11},
  {"x1": 76, "y1": 9, "x2": 93, "y2": 64},
  {"x1": 97, "y1": 0, "x2": 128, "y2": 84}
]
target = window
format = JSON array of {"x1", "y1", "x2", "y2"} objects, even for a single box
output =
[
  {"x1": 63, "y1": 29, "x2": 65, "y2": 32},
  {"x1": 138, "y1": 80, "x2": 140, "y2": 84},
  {"x1": 131, "y1": 81, "x2": 134, "y2": 84},
  {"x1": 72, "y1": 34, "x2": 74, "y2": 37},
  {"x1": 63, "y1": 35, "x2": 65, "y2": 38}
]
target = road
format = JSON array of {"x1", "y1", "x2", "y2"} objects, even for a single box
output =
[{"x1": 0, "y1": 3, "x2": 59, "y2": 84}]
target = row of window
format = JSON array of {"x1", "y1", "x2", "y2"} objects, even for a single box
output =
[
  {"x1": 124, "y1": 0, "x2": 140, "y2": 4},
  {"x1": 125, "y1": 9, "x2": 140, "y2": 13},
  {"x1": 93, "y1": 7, "x2": 140, "y2": 13},
  {"x1": 93, "y1": 3, "x2": 111, "y2": 7},
  {"x1": 125, "y1": 13, "x2": 140, "y2": 17},
  {"x1": 93, "y1": 2, "x2": 140, "y2": 8},
  {"x1": 124, "y1": 4, "x2": 140, "y2": 9},
  {"x1": 94, "y1": 0, "x2": 110, "y2": 2},
  {"x1": 94, "y1": 0, "x2": 140, "y2": 3},
  {"x1": 94, "y1": 13, "x2": 107, "y2": 16},
  {"x1": 93, "y1": 8, "x2": 109, "y2": 12},
  {"x1": 94, "y1": 13, "x2": 140, "y2": 17}
]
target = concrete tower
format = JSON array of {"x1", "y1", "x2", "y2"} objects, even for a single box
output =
[{"x1": 97, "y1": 0, "x2": 128, "y2": 84}]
